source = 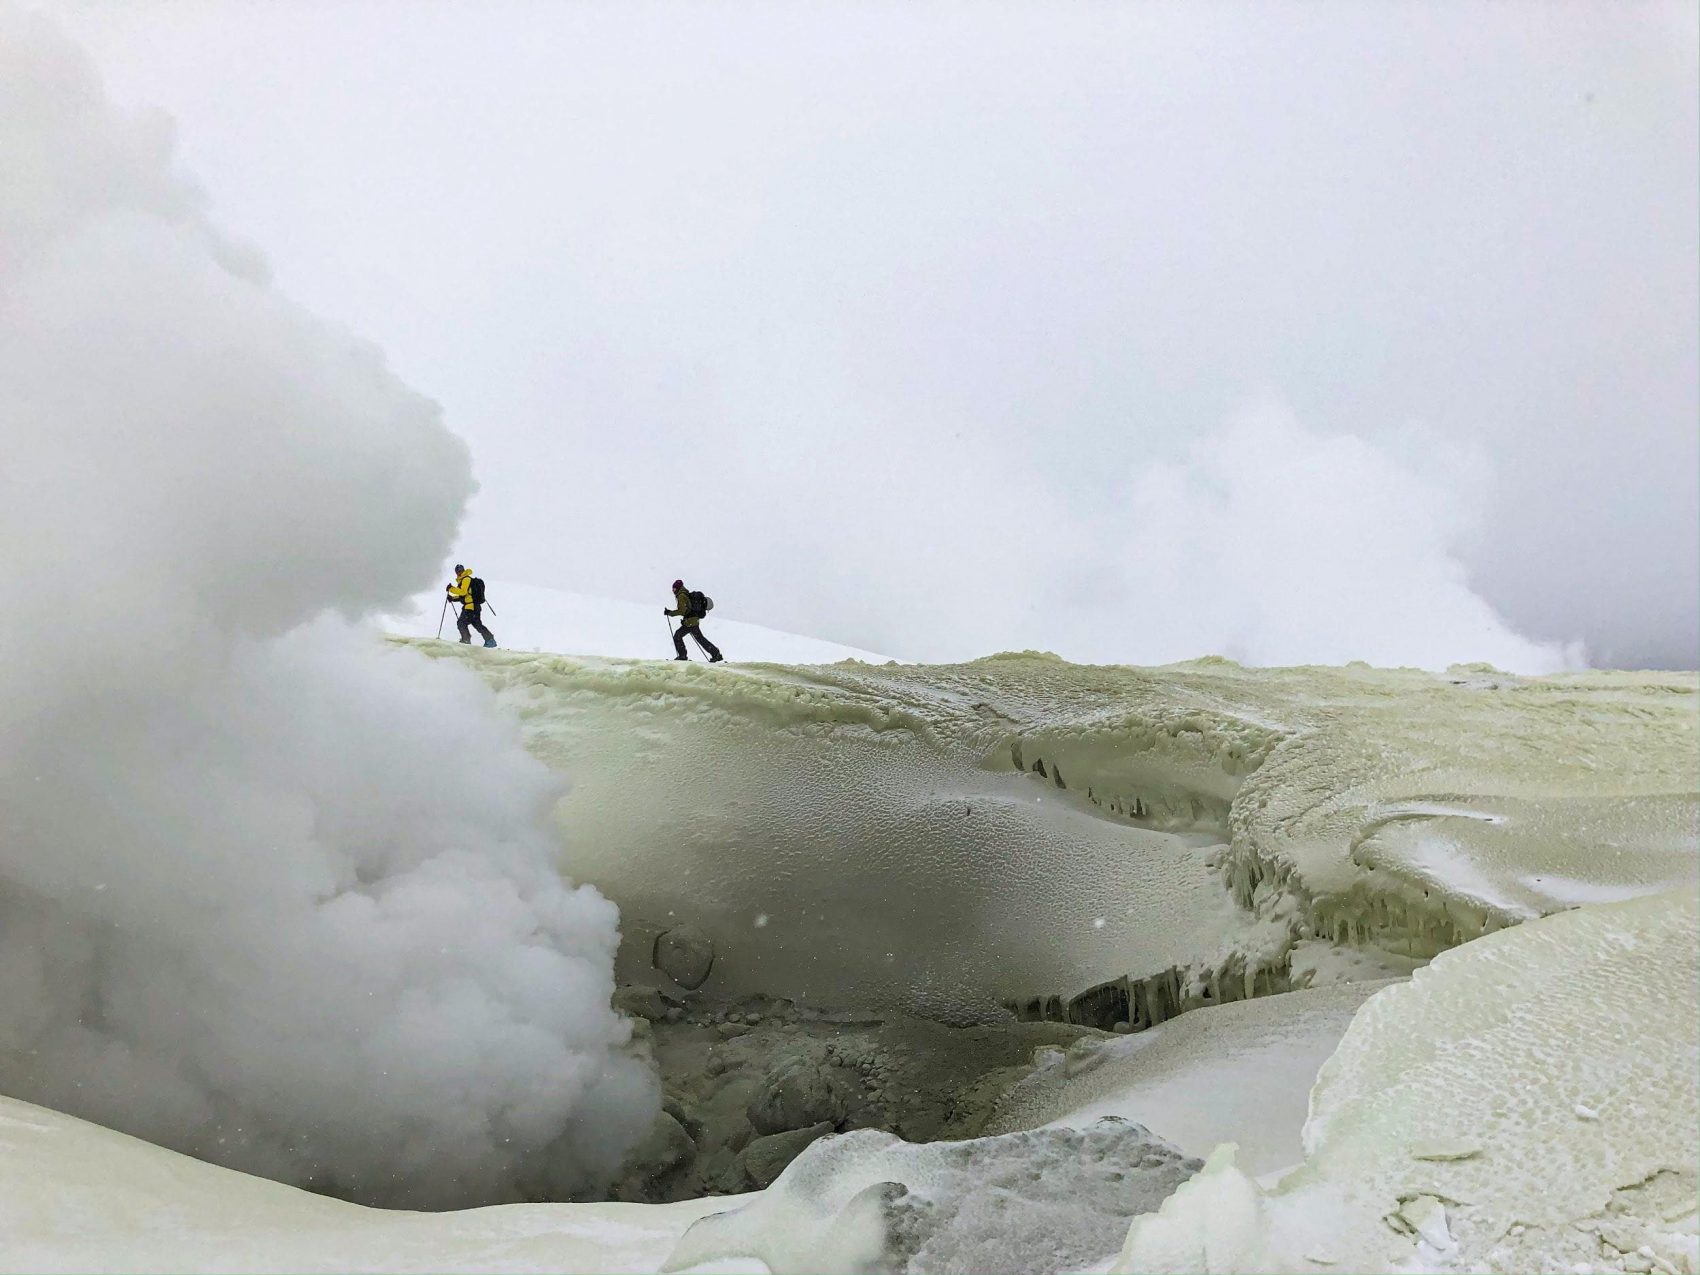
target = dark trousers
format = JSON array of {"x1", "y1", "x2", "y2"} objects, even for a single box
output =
[
  {"x1": 673, "y1": 622, "x2": 721, "y2": 660},
  {"x1": 457, "y1": 607, "x2": 494, "y2": 644}
]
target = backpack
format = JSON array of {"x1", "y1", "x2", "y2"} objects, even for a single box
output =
[
  {"x1": 470, "y1": 577, "x2": 486, "y2": 606},
  {"x1": 687, "y1": 589, "x2": 713, "y2": 619}
]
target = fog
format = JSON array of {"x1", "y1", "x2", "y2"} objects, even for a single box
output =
[
  {"x1": 46, "y1": 0, "x2": 1698, "y2": 669},
  {"x1": 0, "y1": 7, "x2": 654, "y2": 1208}
]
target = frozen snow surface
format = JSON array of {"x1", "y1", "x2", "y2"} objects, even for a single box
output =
[
  {"x1": 1113, "y1": 886, "x2": 1700, "y2": 1274},
  {"x1": 983, "y1": 979, "x2": 1399, "y2": 1176}
]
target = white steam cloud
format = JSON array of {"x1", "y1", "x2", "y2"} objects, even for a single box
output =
[
  {"x1": 724, "y1": 394, "x2": 1581, "y2": 673},
  {"x1": 1092, "y1": 403, "x2": 1586, "y2": 672},
  {"x1": 0, "y1": 7, "x2": 653, "y2": 1208}
]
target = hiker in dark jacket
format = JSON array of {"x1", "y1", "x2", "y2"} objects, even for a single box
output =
[
  {"x1": 664, "y1": 579, "x2": 723, "y2": 662},
  {"x1": 447, "y1": 564, "x2": 496, "y2": 647}
]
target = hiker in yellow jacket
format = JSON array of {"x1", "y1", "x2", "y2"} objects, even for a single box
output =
[
  {"x1": 664, "y1": 579, "x2": 723, "y2": 662},
  {"x1": 447, "y1": 565, "x2": 497, "y2": 647}
]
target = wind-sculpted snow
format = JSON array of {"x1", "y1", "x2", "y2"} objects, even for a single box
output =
[
  {"x1": 1224, "y1": 665, "x2": 1700, "y2": 955},
  {"x1": 405, "y1": 641, "x2": 1698, "y2": 1023},
  {"x1": 1113, "y1": 886, "x2": 1700, "y2": 1274}
]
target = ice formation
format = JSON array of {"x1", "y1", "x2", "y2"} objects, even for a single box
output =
[
  {"x1": 406, "y1": 642, "x2": 1698, "y2": 1028},
  {"x1": 983, "y1": 979, "x2": 1398, "y2": 1175},
  {"x1": 1113, "y1": 885, "x2": 1700, "y2": 1274}
]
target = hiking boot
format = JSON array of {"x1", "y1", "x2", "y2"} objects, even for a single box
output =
[
  {"x1": 709, "y1": 654, "x2": 724, "y2": 663},
  {"x1": 673, "y1": 655, "x2": 689, "y2": 661},
  {"x1": 483, "y1": 638, "x2": 498, "y2": 648}
]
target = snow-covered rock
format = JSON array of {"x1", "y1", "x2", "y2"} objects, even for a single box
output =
[
  {"x1": 404, "y1": 640, "x2": 1698, "y2": 1025},
  {"x1": 666, "y1": 1122, "x2": 1202, "y2": 1275}
]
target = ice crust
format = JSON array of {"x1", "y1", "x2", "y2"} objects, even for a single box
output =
[
  {"x1": 1113, "y1": 886, "x2": 1700, "y2": 1273},
  {"x1": 403, "y1": 642, "x2": 1698, "y2": 1022},
  {"x1": 661, "y1": 1121, "x2": 1202, "y2": 1274},
  {"x1": 984, "y1": 979, "x2": 1396, "y2": 1174}
]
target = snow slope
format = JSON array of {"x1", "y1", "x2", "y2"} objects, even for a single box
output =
[
  {"x1": 390, "y1": 581, "x2": 895, "y2": 665},
  {"x1": 982, "y1": 979, "x2": 1397, "y2": 1176}
]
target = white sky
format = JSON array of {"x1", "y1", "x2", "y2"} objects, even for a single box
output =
[{"x1": 41, "y1": 0, "x2": 1700, "y2": 667}]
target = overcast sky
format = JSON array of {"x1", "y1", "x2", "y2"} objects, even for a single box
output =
[{"x1": 42, "y1": 0, "x2": 1699, "y2": 667}]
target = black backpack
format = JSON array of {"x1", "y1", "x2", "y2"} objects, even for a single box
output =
[
  {"x1": 687, "y1": 589, "x2": 713, "y2": 619},
  {"x1": 470, "y1": 577, "x2": 486, "y2": 606}
]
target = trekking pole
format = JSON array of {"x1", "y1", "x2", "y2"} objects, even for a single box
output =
[
  {"x1": 436, "y1": 596, "x2": 451, "y2": 639},
  {"x1": 663, "y1": 615, "x2": 675, "y2": 654}
]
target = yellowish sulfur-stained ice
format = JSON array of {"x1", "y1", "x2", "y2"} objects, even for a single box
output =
[
  {"x1": 402, "y1": 642, "x2": 1697, "y2": 1023},
  {"x1": 2, "y1": 644, "x2": 1694, "y2": 1273}
]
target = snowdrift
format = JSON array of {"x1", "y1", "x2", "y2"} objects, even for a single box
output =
[{"x1": 0, "y1": 1090, "x2": 739, "y2": 1273}]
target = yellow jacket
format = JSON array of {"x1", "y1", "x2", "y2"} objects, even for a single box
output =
[
  {"x1": 448, "y1": 569, "x2": 477, "y2": 611},
  {"x1": 670, "y1": 584, "x2": 699, "y2": 627}
]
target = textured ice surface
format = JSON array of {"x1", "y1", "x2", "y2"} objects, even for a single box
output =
[
  {"x1": 662, "y1": 1122, "x2": 1201, "y2": 1275},
  {"x1": 1114, "y1": 886, "x2": 1700, "y2": 1273},
  {"x1": 404, "y1": 643, "x2": 1698, "y2": 1020},
  {"x1": 984, "y1": 980, "x2": 1396, "y2": 1174}
]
